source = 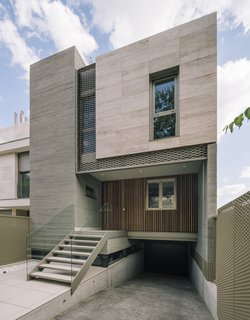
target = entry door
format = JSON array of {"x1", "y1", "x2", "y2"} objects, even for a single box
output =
[{"x1": 120, "y1": 180, "x2": 128, "y2": 230}]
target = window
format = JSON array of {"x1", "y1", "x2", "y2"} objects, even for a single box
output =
[
  {"x1": 153, "y1": 76, "x2": 177, "y2": 139},
  {"x1": 18, "y1": 172, "x2": 30, "y2": 198},
  {"x1": 86, "y1": 185, "x2": 96, "y2": 199},
  {"x1": 147, "y1": 179, "x2": 176, "y2": 210}
]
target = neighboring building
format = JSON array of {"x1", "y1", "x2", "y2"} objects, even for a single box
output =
[
  {"x1": 30, "y1": 12, "x2": 217, "y2": 310},
  {"x1": 0, "y1": 111, "x2": 30, "y2": 216},
  {"x1": 0, "y1": 112, "x2": 30, "y2": 266}
]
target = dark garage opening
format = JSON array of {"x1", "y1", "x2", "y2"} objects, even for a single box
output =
[{"x1": 144, "y1": 241, "x2": 189, "y2": 276}]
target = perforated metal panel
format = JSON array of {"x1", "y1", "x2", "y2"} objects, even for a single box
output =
[
  {"x1": 217, "y1": 191, "x2": 250, "y2": 320},
  {"x1": 78, "y1": 144, "x2": 207, "y2": 173},
  {"x1": 77, "y1": 64, "x2": 96, "y2": 170}
]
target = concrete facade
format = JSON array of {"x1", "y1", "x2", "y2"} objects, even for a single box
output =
[
  {"x1": 29, "y1": 12, "x2": 217, "y2": 318},
  {"x1": 30, "y1": 47, "x2": 89, "y2": 227},
  {"x1": 96, "y1": 13, "x2": 216, "y2": 159}
]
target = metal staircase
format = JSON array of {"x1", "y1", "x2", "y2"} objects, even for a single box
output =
[{"x1": 29, "y1": 230, "x2": 108, "y2": 294}]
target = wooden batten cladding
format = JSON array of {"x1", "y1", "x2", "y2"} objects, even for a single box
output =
[{"x1": 102, "y1": 174, "x2": 198, "y2": 233}]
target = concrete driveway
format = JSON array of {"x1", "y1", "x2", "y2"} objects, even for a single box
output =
[{"x1": 54, "y1": 273, "x2": 213, "y2": 320}]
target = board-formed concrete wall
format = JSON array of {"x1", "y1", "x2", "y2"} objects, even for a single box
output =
[
  {"x1": 30, "y1": 47, "x2": 86, "y2": 227},
  {"x1": 96, "y1": 13, "x2": 216, "y2": 159},
  {"x1": 0, "y1": 153, "x2": 16, "y2": 199}
]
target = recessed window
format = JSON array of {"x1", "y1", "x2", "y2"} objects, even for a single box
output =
[
  {"x1": 86, "y1": 185, "x2": 96, "y2": 199},
  {"x1": 147, "y1": 179, "x2": 176, "y2": 210},
  {"x1": 18, "y1": 172, "x2": 30, "y2": 198},
  {"x1": 153, "y1": 77, "x2": 177, "y2": 139}
]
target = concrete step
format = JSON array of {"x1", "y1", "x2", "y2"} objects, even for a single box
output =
[
  {"x1": 47, "y1": 256, "x2": 85, "y2": 264},
  {"x1": 39, "y1": 263, "x2": 81, "y2": 273},
  {"x1": 30, "y1": 271, "x2": 72, "y2": 283},
  {"x1": 53, "y1": 250, "x2": 91, "y2": 257},
  {"x1": 65, "y1": 239, "x2": 99, "y2": 245},
  {"x1": 29, "y1": 254, "x2": 45, "y2": 260},
  {"x1": 33, "y1": 235, "x2": 65, "y2": 240},
  {"x1": 59, "y1": 244, "x2": 95, "y2": 250},
  {"x1": 70, "y1": 234, "x2": 103, "y2": 240}
]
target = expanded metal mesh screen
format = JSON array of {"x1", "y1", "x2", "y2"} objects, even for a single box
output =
[
  {"x1": 78, "y1": 144, "x2": 207, "y2": 173},
  {"x1": 77, "y1": 64, "x2": 96, "y2": 170},
  {"x1": 217, "y1": 191, "x2": 250, "y2": 320}
]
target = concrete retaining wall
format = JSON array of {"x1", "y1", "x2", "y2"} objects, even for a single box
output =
[
  {"x1": 20, "y1": 251, "x2": 144, "y2": 320},
  {"x1": 190, "y1": 257, "x2": 217, "y2": 320}
]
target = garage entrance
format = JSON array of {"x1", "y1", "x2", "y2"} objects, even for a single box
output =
[{"x1": 144, "y1": 241, "x2": 189, "y2": 276}]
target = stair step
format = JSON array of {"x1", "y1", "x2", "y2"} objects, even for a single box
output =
[
  {"x1": 30, "y1": 271, "x2": 72, "y2": 283},
  {"x1": 30, "y1": 254, "x2": 45, "y2": 260},
  {"x1": 70, "y1": 234, "x2": 103, "y2": 239},
  {"x1": 53, "y1": 250, "x2": 91, "y2": 257},
  {"x1": 65, "y1": 239, "x2": 99, "y2": 245},
  {"x1": 39, "y1": 263, "x2": 81, "y2": 273},
  {"x1": 59, "y1": 244, "x2": 95, "y2": 250},
  {"x1": 47, "y1": 256, "x2": 85, "y2": 264},
  {"x1": 31, "y1": 243, "x2": 56, "y2": 249}
]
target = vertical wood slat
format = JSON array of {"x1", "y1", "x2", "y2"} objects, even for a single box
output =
[{"x1": 103, "y1": 174, "x2": 198, "y2": 232}]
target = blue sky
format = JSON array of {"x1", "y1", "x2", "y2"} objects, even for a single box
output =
[{"x1": 0, "y1": 0, "x2": 250, "y2": 207}]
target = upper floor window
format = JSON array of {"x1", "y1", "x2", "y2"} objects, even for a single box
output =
[
  {"x1": 147, "y1": 178, "x2": 176, "y2": 210},
  {"x1": 153, "y1": 76, "x2": 177, "y2": 139}
]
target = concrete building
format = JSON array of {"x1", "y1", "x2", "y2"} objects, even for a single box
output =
[
  {"x1": 0, "y1": 111, "x2": 30, "y2": 216},
  {"x1": 0, "y1": 112, "x2": 30, "y2": 266},
  {"x1": 29, "y1": 12, "x2": 217, "y2": 314}
]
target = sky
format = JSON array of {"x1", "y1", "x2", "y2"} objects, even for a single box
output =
[{"x1": 0, "y1": 0, "x2": 250, "y2": 208}]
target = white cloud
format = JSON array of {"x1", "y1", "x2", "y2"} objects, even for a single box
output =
[
  {"x1": 81, "y1": 0, "x2": 203, "y2": 49},
  {"x1": 218, "y1": 58, "x2": 250, "y2": 138},
  {"x1": 218, "y1": 183, "x2": 246, "y2": 197},
  {"x1": 4, "y1": 0, "x2": 250, "y2": 76},
  {"x1": 240, "y1": 166, "x2": 250, "y2": 178},
  {"x1": 11, "y1": 0, "x2": 98, "y2": 62},
  {"x1": 79, "y1": 0, "x2": 250, "y2": 49},
  {"x1": 0, "y1": 18, "x2": 39, "y2": 78}
]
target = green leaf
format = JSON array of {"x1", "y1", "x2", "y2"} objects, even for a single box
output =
[
  {"x1": 244, "y1": 107, "x2": 250, "y2": 120},
  {"x1": 223, "y1": 125, "x2": 229, "y2": 133},
  {"x1": 229, "y1": 122, "x2": 234, "y2": 133},
  {"x1": 234, "y1": 113, "x2": 244, "y2": 128}
]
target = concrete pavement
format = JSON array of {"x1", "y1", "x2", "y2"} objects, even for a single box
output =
[{"x1": 54, "y1": 273, "x2": 213, "y2": 320}]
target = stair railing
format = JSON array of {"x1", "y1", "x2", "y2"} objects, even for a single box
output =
[
  {"x1": 26, "y1": 204, "x2": 74, "y2": 280},
  {"x1": 26, "y1": 202, "x2": 112, "y2": 291},
  {"x1": 69, "y1": 203, "x2": 111, "y2": 293}
]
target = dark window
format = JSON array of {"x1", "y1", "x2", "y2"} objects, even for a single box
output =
[
  {"x1": 153, "y1": 77, "x2": 177, "y2": 139},
  {"x1": 86, "y1": 185, "x2": 96, "y2": 199},
  {"x1": 148, "y1": 182, "x2": 159, "y2": 208},
  {"x1": 18, "y1": 172, "x2": 30, "y2": 198}
]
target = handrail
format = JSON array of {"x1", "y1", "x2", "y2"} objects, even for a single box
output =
[
  {"x1": 26, "y1": 204, "x2": 74, "y2": 279},
  {"x1": 26, "y1": 204, "x2": 74, "y2": 238},
  {"x1": 69, "y1": 203, "x2": 106, "y2": 282},
  {"x1": 26, "y1": 202, "x2": 112, "y2": 288}
]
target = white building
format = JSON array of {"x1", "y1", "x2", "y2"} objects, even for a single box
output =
[{"x1": 0, "y1": 111, "x2": 30, "y2": 216}]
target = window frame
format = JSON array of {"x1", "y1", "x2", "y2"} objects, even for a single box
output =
[
  {"x1": 150, "y1": 73, "x2": 179, "y2": 140},
  {"x1": 146, "y1": 178, "x2": 177, "y2": 210}
]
